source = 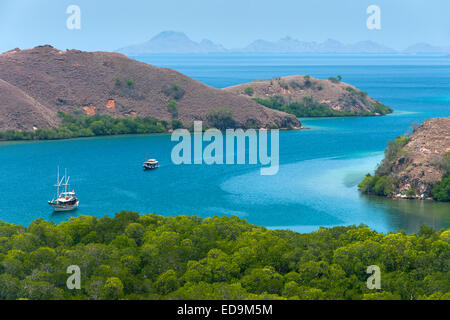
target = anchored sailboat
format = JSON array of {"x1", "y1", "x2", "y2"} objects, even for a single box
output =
[{"x1": 48, "y1": 167, "x2": 79, "y2": 212}]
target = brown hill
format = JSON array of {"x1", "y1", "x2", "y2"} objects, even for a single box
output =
[
  {"x1": 223, "y1": 75, "x2": 391, "y2": 116},
  {"x1": 0, "y1": 45, "x2": 300, "y2": 131},
  {"x1": 387, "y1": 118, "x2": 450, "y2": 198},
  {"x1": 0, "y1": 79, "x2": 57, "y2": 131}
]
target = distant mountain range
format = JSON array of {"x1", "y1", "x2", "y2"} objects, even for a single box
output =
[
  {"x1": 117, "y1": 31, "x2": 450, "y2": 55},
  {"x1": 117, "y1": 31, "x2": 226, "y2": 55},
  {"x1": 403, "y1": 42, "x2": 450, "y2": 54},
  {"x1": 237, "y1": 37, "x2": 398, "y2": 54}
]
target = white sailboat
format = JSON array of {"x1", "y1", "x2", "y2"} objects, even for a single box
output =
[{"x1": 48, "y1": 167, "x2": 79, "y2": 212}]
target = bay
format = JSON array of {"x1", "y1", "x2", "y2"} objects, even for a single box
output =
[{"x1": 0, "y1": 54, "x2": 449, "y2": 233}]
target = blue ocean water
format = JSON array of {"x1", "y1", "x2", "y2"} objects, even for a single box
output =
[{"x1": 0, "y1": 55, "x2": 449, "y2": 233}]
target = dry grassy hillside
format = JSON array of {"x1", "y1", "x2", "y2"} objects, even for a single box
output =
[
  {"x1": 0, "y1": 45, "x2": 300, "y2": 131},
  {"x1": 0, "y1": 79, "x2": 57, "y2": 131}
]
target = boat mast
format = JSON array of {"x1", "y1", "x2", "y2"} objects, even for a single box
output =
[
  {"x1": 56, "y1": 166, "x2": 60, "y2": 199},
  {"x1": 64, "y1": 168, "x2": 68, "y2": 195}
]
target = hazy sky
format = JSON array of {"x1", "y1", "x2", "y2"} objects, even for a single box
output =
[{"x1": 0, "y1": 0, "x2": 449, "y2": 52}]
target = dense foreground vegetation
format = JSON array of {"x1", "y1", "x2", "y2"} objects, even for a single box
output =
[
  {"x1": 0, "y1": 112, "x2": 174, "y2": 141},
  {"x1": 0, "y1": 212, "x2": 448, "y2": 300},
  {"x1": 253, "y1": 96, "x2": 392, "y2": 118}
]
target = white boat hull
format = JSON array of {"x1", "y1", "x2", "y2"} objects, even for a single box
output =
[
  {"x1": 50, "y1": 200, "x2": 79, "y2": 212},
  {"x1": 143, "y1": 164, "x2": 159, "y2": 170}
]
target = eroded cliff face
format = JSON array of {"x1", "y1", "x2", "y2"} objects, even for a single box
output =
[
  {"x1": 0, "y1": 45, "x2": 300, "y2": 131},
  {"x1": 388, "y1": 118, "x2": 449, "y2": 198}
]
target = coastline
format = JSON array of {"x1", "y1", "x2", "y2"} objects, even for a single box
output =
[
  {"x1": 0, "y1": 122, "x2": 307, "y2": 143},
  {"x1": 1, "y1": 112, "x2": 406, "y2": 142}
]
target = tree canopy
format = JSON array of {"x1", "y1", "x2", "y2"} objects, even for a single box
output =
[
  {"x1": 0, "y1": 212, "x2": 448, "y2": 300},
  {"x1": 252, "y1": 96, "x2": 392, "y2": 118},
  {"x1": 0, "y1": 112, "x2": 171, "y2": 141}
]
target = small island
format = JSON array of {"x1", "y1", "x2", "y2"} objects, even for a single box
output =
[
  {"x1": 359, "y1": 117, "x2": 450, "y2": 201},
  {"x1": 223, "y1": 75, "x2": 393, "y2": 117}
]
